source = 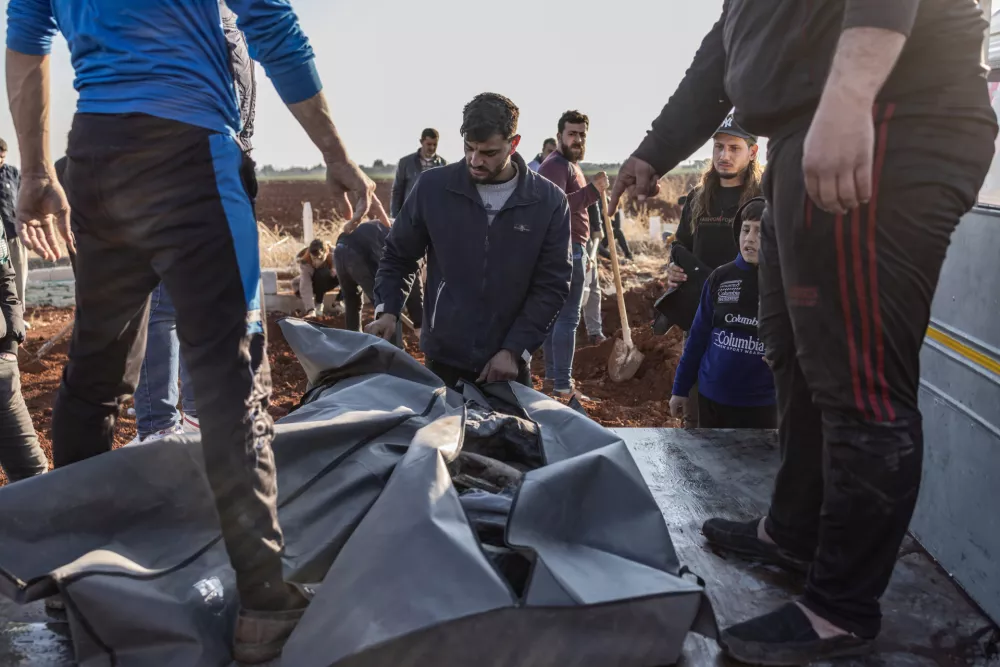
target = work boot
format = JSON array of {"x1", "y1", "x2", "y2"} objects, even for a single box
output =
[
  {"x1": 702, "y1": 517, "x2": 810, "y2": 574},
  {"x1": 721, "y1": 603, "x2": 872, "y2": 665},
  {"x1": 233, "y1": 583, "x2": 316, "y2": 665}
]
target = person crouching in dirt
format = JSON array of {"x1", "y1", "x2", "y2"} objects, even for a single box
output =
[
  {"x1": 667, "y1": 112, "x2": 762, "y2": 427},
  {"x1": 334, "y1": 219, "x2": 423, "y2": 333},
  {"x1": 292, "y1": 239, "x2": 341, "y2": 318},
  {"x1": 367, "y1": 93, "x2": 572, "y2": 390},
  {"x1": 668, "y1": 198, "x2": 775, "y2": 429},
  {"x1": 0, "y1": 222, "x2": 47, "y2": 483}
]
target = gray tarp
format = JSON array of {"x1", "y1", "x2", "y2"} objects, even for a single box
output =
[{"x1": 0, "y1": 320, "x2": 716, "y2": 666}]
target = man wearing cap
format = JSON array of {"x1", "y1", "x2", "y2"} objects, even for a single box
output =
[
  {"x1": 608, "y1": 0, "x2": 996, "y2": 663},
  {"x1": 666, "y1": 112, "x2": 763, "y2": 427}
]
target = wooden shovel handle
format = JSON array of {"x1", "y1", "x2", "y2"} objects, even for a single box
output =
[{"x1": 601, "y1": 193, "x2": 632, "y2": 348}]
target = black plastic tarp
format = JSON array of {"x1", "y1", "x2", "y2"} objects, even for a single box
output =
[{"x1": 0, "y1": 320, "x2": 716, "y2": 666}]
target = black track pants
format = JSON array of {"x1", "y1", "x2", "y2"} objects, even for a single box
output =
[
  {"x1": 758, "y1": 103, "x2": 995, "y2": 638},
  {"x1": 53, "y1": 113, "x2": 290, "y2": 610}
]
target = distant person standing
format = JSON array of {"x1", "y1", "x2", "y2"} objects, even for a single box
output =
[
  {"x1": 0, "y1": 140, "x2": 28, "y2": 317},
  {"x1": 669, "y1": 112, "x2": 762, "y2": 285},
  {"x1": 538, "y1": 110, "x2": 609, "y2": 398},
  {"x1": 390, "y1": 128, "x2": 447, "y2": 218},
  {"x1": 666, "y1": 112, "x2": 762, "y2": 427},
  {"x1": 669, "y1": 198, "x2": 776, "y2": 428},
  {"x1": 528, "y1": 138, "x2": 557, "y2": 172},
  {"x1": 581, "y1": 200, "x2": 606, "y2": 345},
  {"x1": 0, "y1": 210, "x2": 46, "y2": 483}
]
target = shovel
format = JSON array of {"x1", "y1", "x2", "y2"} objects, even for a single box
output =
[
  {"x1": 601, "y1": 194, "x2": 644, "y2": 382},
  {"x1": 19, "y1": 318, "x2": 74, "y2": 374}
]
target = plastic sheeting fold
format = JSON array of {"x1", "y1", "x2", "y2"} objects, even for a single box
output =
[{"x1": 0, "y1": 321, "x2": 715, "y2": 666}]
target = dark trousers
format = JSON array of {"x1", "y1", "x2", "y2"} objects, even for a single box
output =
[
  {"x1": 53, "y1": 113, "x2": 289, "y2": 610},
  {"x1": 0, "y1": 358, "x2": 47, "y2": 482},
  {"x1": 758, "y1": 104, "x2": 995, "y2": 638},
  {"x1": 600, "y1": 225, "x2": 633, "y2": 259},
  {"x1": 312, "y1": 265, "x2": 340, "y2": 304},
  {"x1": 333, "y1": 243, "x2": 423, "y2": 333},
  {"x1": 697, "y1": 394, "x2": 776, "y2": 429},
  {"x1": 426, "y1": 358, "x2": 531, "y2": 390}
]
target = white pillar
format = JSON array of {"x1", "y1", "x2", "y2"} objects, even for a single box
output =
[
  {"x1": 302, "y1": 202, "x2": 314, "y2": 244},
  {"x1": 649, "y1": 216, "x2": 662, "y2": 242}
]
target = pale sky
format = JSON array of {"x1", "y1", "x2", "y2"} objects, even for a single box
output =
[{"x1": 0, "y1": 0, "x2": 725, "y2": 169}]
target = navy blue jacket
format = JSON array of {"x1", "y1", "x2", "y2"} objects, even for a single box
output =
[
  {"x1": 374, "y1": 152, "x2": 572, "y2": 374},
  {"x1": 673, "y1": 254, "x2": 775, "y2": 407}
]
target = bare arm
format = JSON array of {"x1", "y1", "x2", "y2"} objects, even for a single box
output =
[
  {"x1": 286, "y1": 93, "x2": 387, "y2": 226},
  {"x1": 802, "y1": 28, "x2": 907, "y2": 213},
  {"x1": 5, "y1": 49, "x2": 72, "y2": 260}
]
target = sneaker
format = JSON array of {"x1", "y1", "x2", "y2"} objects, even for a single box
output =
[
  {"x1": 589, "y1": 333, "x2": 608, "y2": 345},
  {"x1": 314, "y1": 303, "x2": 325, "y2": 317},
  {"x1": 554, "y1": 387, "x2": 596, "y2": 403},
  {"x1": 181, "y1": 414, "x2": 200, "y2": 434},
  {"x1": 124, "y1": 424, "x2": 184, "y2": 448},
  {"x1": 233, "y1": 583, "x2": 316, "y2": 664},
  {"x1": 721, "y1": 603, "x2": 872, "y2": 666},
  {"x1": 702, "y1": 517, "x2": 810, "y2": 574}
]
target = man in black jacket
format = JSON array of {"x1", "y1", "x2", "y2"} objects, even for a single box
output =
[
  {"x1": 390, "y1": 128, "x2": 447, "y2": 218},
  {"x1": 609, "y1": 0, "x2": 997, "y2": 663},
  {"x1": 0, "y1": 218, "x2": 46, "y2": 483},
  {"x1": 334, "y1": 219, "x2": 422, "y2": 333},
  {"x1": 369, "y1": 93, "x2": 572, "y2": 389}
]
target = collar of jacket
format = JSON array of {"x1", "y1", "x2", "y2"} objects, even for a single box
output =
[
  {"x1": 446, "y1": 152, "x2": 541, "y2": 210},
  {"x1": 413, "y1": 151, "x2": 443, "y2": 166}
]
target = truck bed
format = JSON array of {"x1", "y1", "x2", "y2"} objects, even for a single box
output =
[{"x1": 1, "y1": 428, "x2": 996, "y2": 666}]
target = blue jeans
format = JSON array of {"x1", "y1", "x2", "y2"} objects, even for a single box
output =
[
  {"x1": 133, "y1": 283, "x2": 196, "y2": 438},
  {"x1": 543, "y1": 243, "x2": 587, "y2": 392}
]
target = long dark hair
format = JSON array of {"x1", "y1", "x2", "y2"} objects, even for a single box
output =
[{"x1": 690, "y1": 154, "x2": 763, "y2": 228}]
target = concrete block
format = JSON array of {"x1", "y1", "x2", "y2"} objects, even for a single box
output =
[{"x1": 262, "y1": 271, "x2": 279, "y2": 295}]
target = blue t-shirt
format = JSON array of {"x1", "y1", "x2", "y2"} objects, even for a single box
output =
[
  {"x1": 6, "y1": 0, "x2": 321, "y2": 139},
  {"x1": 672, "y1": 254, "x2": 776, "y2": 408}
]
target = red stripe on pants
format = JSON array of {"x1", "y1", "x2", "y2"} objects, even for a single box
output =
[
  {"x1": 869, "y1": 103, "x2": 897, "y2": 421},
  {"x1": 834, "y1": 210, "x2": 867, "y2": 417}
]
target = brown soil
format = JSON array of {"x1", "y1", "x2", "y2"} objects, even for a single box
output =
[{"x1": 256, "y1": 180, "x2": 394, "y2": 236}]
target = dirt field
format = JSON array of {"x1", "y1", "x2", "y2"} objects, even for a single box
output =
[{"x1": 3, "y1": 176, "x2": 689, "y2": 485}]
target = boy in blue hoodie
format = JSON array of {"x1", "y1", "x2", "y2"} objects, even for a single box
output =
[{"x1": 669, "y1": 198, "x2": 775, "y2": 428}]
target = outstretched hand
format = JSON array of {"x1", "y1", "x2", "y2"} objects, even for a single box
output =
[
  {"x1": 15, "y1": 173, "x2": 74, "y2": 261},
  {"x1": 326, "y1": 160, "x2": 390, "y2": 227}
]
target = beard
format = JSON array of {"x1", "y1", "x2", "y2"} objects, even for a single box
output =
[
  {"x1": 469, "y1": 159, "x2": 509, "y2": 184},
  {"x1": 559, "y1": 141, "x2": 585, "y2": 163}
]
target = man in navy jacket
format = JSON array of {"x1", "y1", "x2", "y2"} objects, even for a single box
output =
[{"x1": 369, "y1": 93, "x2": 572, "y2": 389}]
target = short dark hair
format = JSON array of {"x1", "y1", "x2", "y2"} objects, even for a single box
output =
[
  {"x1": 308, "y1": 239, "x2": 328, "y2": 256},
  {"x1": 543, "y1": 138, "x2": 556, "y2": 148},
  {"x1": 461, "y1": 93, "x2": 519, "y2": 142},
  {"x1": 557, "y1": 110, "x2": 589, "y2": 134},
  {"x1": 421, "y1": 128, "x2": 439, "y2": 141},
  {"x1": 0, "y1": 139, "x2": 7, "y2": 153},
  {"x1": 740, "y1": 199, "x2": 767, "y2": 223}
]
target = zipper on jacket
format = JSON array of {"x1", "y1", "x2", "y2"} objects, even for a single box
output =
[{"x1": 430, "y1": 280, "x2": 446, "y2": 331}]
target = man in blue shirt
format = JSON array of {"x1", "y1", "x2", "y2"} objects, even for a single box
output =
[{"x1": 6, "y1": 1, "x2": 386, "y2": 662}]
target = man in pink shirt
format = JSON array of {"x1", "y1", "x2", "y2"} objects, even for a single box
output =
[{"x1": 538, "y1": 110, "x2": 609, "y2": 398}]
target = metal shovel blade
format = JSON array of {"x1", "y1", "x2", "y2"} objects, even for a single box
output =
[{"x1": 608, "y1": 337, "x2": 644, "y2": 383}]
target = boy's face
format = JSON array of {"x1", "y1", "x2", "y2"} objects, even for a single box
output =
[{"x1": 739, "y1": 218, "x2": 761, "y2": 264}]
